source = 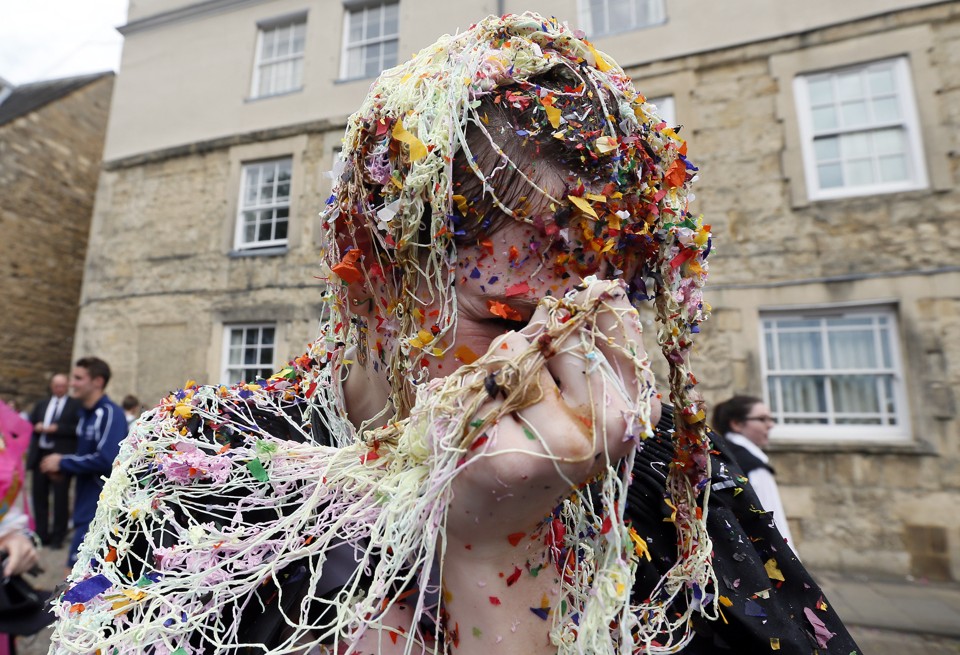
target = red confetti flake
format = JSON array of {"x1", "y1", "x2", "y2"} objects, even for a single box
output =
[
  {"x1": 489, "y1": 596, "x2": 502, "y2": 606},
  {"x1": 670, "y1": 248, "x2": 696, "y2": 269},
  {"x1": 506, "y1": 566, "x2": 522, "y2": 586},
  {"x1": 469, "y1": 435, "x2": 489, "y2": 451},
  {"x1": 331, "y1": 249, "x2": 364, "y2": 284},
  {"x1": 507, "y1": 532, "x2": 526, "y2": 546},
  {"x1": 600, "y1": 515, "x2": 613, "y2": 535},
  {"x1": 359, "y1": 450, "x2": 380, "y2": 464},
  {"x1": 508, "y1": 246, "x2": 520, "y2": 263},
  {"x1": 488, "y1": 300, "x2": 523, "y2": 321},
  {"x1": 665, "y1": 158, "x2": 687, "y2": 188},
  {"x1": 504, "y1": 281, "x2": 530, "y2": 297}
]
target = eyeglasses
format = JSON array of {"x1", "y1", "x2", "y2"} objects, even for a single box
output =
[{"x1": 744, "y1": 416, "x2": 776, "y2": 424}]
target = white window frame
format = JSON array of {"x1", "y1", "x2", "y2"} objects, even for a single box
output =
[
  {"x1": 235, "y1": 157, "x2": 292, "y2": 251},
  {"x1": 251, "y1": 16, "x2": 306, "y2": 98},
  {"x1": 339, "y1": 1, "x2": 399, "y2": 81},
  {"x1": 222, "y1": 323, "x2": 277, "y2": 385},
  {"x1": 794, "y1": 57, "x2": 928, "y2": 201},
  {"x1": 579, "y1": 0, "x2": 666, "y2": 38},
  {"x1": 759, "y1": 304, "x2": 909, "y2": 442}
]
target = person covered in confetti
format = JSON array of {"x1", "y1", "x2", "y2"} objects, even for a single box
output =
[{"x1": 50, "y1": 13, "x2": 858, "y2": 655}]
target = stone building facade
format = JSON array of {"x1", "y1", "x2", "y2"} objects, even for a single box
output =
[
  {"x1": 0, "y1": 72, "x2": 115, "y2": 407},
  {"x1": 77, "y1": 0, "x2": 958, "y2": 579}
]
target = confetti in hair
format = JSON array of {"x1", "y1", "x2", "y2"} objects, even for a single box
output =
[{"x1": 51, "y1": 13, "x2": 716, "y2": 654}]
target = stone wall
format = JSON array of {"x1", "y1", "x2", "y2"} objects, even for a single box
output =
[
  {"x1": 74, "y1": 128, "x2": 340, "y2": 405},
  {"x1": 0, "y1": 75, "x2": 114, "y2": 408},
  {"x1": 625, "y1": 3, "x2": 960, "y2": 579}
]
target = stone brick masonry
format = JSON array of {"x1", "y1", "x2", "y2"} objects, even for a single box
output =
[{"x1": 0, "y1": 75, "x2": 114, "y2": 408}]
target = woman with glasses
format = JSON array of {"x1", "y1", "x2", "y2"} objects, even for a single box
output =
[{"x1": 713, "y1": 395, "x2": 795, "y2": 549}]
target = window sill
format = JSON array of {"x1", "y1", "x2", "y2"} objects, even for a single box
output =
[
  {"x1": 229, "y1": 246, "x2": 289, "y2": 258},
  {"x1": 335, "y1": 74, "x2": 379, "y2": 84},
  {"x1": 245, "y1": 87, "x2": 304, "y2": 103},
  {"x1": 767, "y1": 438, "x2": 936, "y2": 456},
  {"x1": 806, "y1": 181, "x2": 928, "y2": 203}
]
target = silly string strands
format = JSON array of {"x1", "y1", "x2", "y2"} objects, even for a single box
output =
[
  {"x1": 53, "y1": 280, "x2": 658, "y2": 654},
  {"x1": 51, "y1": 12, "x2": 716, "y2": 654}
]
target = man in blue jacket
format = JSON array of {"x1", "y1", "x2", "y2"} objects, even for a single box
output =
[{"x1": 40, "y1": 357, "x2": 128, "y2": 567}]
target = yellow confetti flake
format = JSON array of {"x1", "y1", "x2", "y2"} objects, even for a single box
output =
[
  {"x1": 584, "y1": 193, "x2": 607, "y2": 203},
  {"x1": 595, "y1": 135, "x2": 618, "y2": 153},
  {"x1": 543, "y1": 99, "x2": 562, "y2": 128},
  {"x1": 587, "y1": 43, "x2": 612, "y2": 72},
  {"x1": 452, "y1": 194, "x2": 469, "y2": 216},
  {"x1": 764, "y1": 558, "x2": 785, "y2": 582},
  {"x1": 392, "y1": 119, "x2": 428, "y2": 161},
  {"x1": 770, "y1": 638, "x2": 781, "y2": 650},
  {"x1": 568, "y1": 195, "x2": 598, "y2": 219},
  {"x1": 173, "y1": 404, "x2": 192, "y2": 420},
  {"x1": 409, "y1": 330, "x2": 435, "y2": 349},
  {"x1": 628, "y1": 527, "x2": 651, "y2": 561},
  {"x1": 718, "y1": 595, "x2": 733, "y2": 607}
]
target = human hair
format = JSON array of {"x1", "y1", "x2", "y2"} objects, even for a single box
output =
[
  {"x1": 76, "y1": 357, "x2": 112, "y2": 389},
  {"x1": 712, "y1": 395, "x2": 763, "y2": 435},
  {"x1": 121, "y1": 395, "x2": 140, "y2": 412}
]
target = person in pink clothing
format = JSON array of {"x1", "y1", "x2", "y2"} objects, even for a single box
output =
[{"x1": 0, "y1": 399, "x2": 44, "y2": 655}]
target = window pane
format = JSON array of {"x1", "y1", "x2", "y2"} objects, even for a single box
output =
[
  {"x1": 868, "y1": 67, "x2": 895, "y2": 95},
  {"x1": 842, "y1": 132, "x2": 871, "y2": 158},
  {"x1": 873, "y1": 128, "x2": 904, "y2": 155},
  {"x1": 230, "y1": 329, "x2": 243, "y2": 347},
  {"x1": 258, "y1": 221, "x2": 273, "y2": 242},
  {"x1": 275, "y1": 219, "x2": 288, "y2": 240},
  {"x1": 879, "y1": 155, "x2": 908, "y2": 182},
  {"x1": 767, "y1": 378, "x2": 778, "y2": 413},
  {"x1": 777, "y1": 331, "x2": 824, "y2": 370},
  {"x1": 811, "y1": 106, "x2": 837, "y2": 131},
  {"x1": 829, "y1": 329, "x2": 877, "y2": 368},
  {"x1": 814, "y1": 136, "x2": 839, "y2": 162},
  {"x1": 244, "y1": 348, "x2": 257, "y2": 365},
  {"x1": 293, "y1": 22, "x2": 306, "y2": 53},
  {"x1": 840, "y1": 100, "x2": 868, "y2": 126},
  {"x1": 244, "y1": 221, "x2": 257, "y2": 243},
  {"x1": 837, "y1": 71, "x2": 864, "y2": 102},
  {"x1": 228, "y1": 348, "x2": 241, "y2": 365},
  {"x1": 831, "y1": 375, "x2": 881, "y2": 414},
  {"x1": 384, "y1": 3, "x2": 399, "y2": 35},
  {"x1": 260, "y1": 348, "x2": 273, "y2": 364},
  {"x1": 807, "y1": 78, "x2": 833, "y2": 106},
  {"x1": 764, "y1": 332, "x2": 776, "y2": 369},
  {"x1": 262, "y1": 29, "x2": 277, "y2": 59},
  {"x1": 779, "y1": 375, "x2": 827, "y2": 413},
  {"x1": 348, "y1": 13, "x2": 363, "y2": 42},
  {"x1": 262, "y1": 328, "x2": 275, "y2": 344},
  {"x1": 873, "y1": 97, "x2": 900, "y2": 123},
  {"x1": 818, "y1": 163, "x2": 843, "y2": 188},
  {"x1": 845, "y1": 158, "x2": 874, "y2": 186},
  {"x1": 245, "y1": 329, "x2": 258, "y2": 345},
  {"x1": 609, "y1": 0, "x2": 632, "y2": 28},
  {"x1": 383, "y1": 39, "x2": 398, "y2": 69},
  {"x1": 365, "y1": 8, "x2": 381, "y2": 39}
]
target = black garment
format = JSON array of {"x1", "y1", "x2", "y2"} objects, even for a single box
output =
[
  {"x1": 626, "y1": 407, "x2": 859, "y2": 653},
  {"x1": 723, "y1": 436, "x2": 775, "y2": 476},
  {"x1": 27, "y1": 395, "x2": 79, "y2": 546}
]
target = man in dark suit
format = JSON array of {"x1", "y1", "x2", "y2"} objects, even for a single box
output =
[{"x1": 28, "y1": 373, "x2": 79, "y2": 548}]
